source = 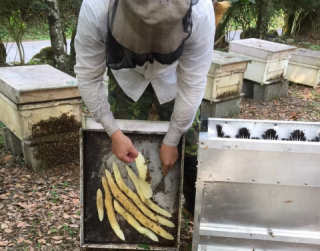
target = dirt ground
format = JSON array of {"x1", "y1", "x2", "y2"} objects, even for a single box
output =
[{"x1": 0, "y1": 83, "x2": 319, "y2": 251}]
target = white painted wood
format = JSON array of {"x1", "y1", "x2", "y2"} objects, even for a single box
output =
[
  {"x1": 285, "y1": 48, "x2": 320, "y2": 88},
  {"x1": 205, "y1": 51, "x2": 250, "y2": 101},
  {"x1": 290, "y1": 48, "x2": 320, "y2": 68},
  {"x1": 231, "y1": 52, "x2": 290, "y2": 84},
  {"x1": 0, "y1": 64, "x2": 80, "y2": 104},
  {"x1": 286, "y1": 62, "x2": 320, "y2": 88},
  {"x1": 0, "y1": 92, "x2": 82, "y2": 140},
  {"x1": 229, "y1": 39, "x2": 296, "y2": 84},
  {"x1": 229, "y1": 38, "x2": 296, "y2": 61}
]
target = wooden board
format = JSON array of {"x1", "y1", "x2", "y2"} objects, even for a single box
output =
[
  {"x1": 286, "y1": 62, "x2": 320, "y2": 88},
  {"x1": 0, "y1": 64, "x2": 80, "y2": 104},
  {"x1": 290, "y1": 48, "x2": 320, "y2": 68},
  {"x1": 230, "y1": 52, "x2": 289, "y2": 84},
  {"x1": 205, "y1": 51, "x2": 249, "y2": 101},
  {"x1": 211, "y1": 50, "x2": 251, "y2": 67},
  {"x1": 229, "y1": 38, "x2": 296, "y2": 61}
]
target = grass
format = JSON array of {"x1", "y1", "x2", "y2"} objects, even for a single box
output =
[{"x1": 0, "y1": 18, "x2": 75, "y2": 42}]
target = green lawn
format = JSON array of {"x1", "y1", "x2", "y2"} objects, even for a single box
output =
[{"x1": 0, "y1": 18, "x2": 75, "y2": 42}]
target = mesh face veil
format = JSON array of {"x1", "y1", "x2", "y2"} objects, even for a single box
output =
[{"x1": 106, "y1": 0, "x2": 198, "y2": 70}]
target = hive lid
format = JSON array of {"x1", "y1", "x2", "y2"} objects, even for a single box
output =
[
  {"x1": 290, "y1": 48, "x2": 320, "y2": 67},
  {"x1": 0, "y1": 64, "x2": 80, "y2": 104},
  {"x1": 212, "y1": 50, "x2": 251, "y2": 66},
  {"x1": 229, "y1": 38, "x2": 296, "y2": 60}
]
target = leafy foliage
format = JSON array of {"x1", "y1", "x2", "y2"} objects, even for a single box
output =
[{"x1": 215, "y1": 0, "x2": 320, "y2": 45}]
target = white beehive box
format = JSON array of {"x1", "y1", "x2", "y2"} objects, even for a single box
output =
[
  {"x1": 229, "y1": 38, "x2": 296, "y2": 84},
  {"x1": 286, "y1": 48, "x2": 320, "y2": 88},
  {"x1": 0, "y1": 64, "x2": 82, "y2": 140},
  {"x1": 204, "y1": 50, "x2": 250, "y2": 102}
]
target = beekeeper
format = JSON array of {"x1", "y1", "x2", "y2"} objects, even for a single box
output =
[{"x1": 75, "y1": 0, "x2": 215, "y2": 174}]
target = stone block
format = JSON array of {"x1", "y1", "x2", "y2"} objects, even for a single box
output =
[
  {"x1": 200, "y1": 96, "x2": 241, "y2": 121},
  {"x1": 243, "y1": 79, "x2": 288, "y2": 101},
  {"x1": 22, "y1": 140, "x2": 42, "y2": 170},
  {"x1": 0, "y1": 127, "x2": 23, "y2": 156}
]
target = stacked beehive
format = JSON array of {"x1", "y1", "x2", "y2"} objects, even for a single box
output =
[
  {"x1": 201, "y1": 50, "x2": 250, "y2": 120},
  {"x1": 286, "y1": 48, "x2": 320, "y2": 88},
  {"x1": 0, "y1": 64, "x2": 82, "y2": 169},
  {"x1": 229, "y1": 38, "x2": 296, "y2": 101}
]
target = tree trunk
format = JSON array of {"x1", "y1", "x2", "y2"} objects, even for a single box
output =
[
  {"x1": 283, "y1": 13, "x2": 295, "y2": 36},
  {"x1": 68, "y1": 0, "x2": 82, "y2": 76},
  {"x1": 68, "y1": 24, "x2": 77, "y2": 76},
  {"x1": 214, "y1": 6, "x2": 233, "y2": 48},
  {"x1": 295, "y1": 10, "x2": 320, "y2": 39},
  {"x1": 45, "y1": 0, "x2": 68, "y2": 71},
  {"x1": 255, "y1": 0, "x2": 273, "y2": 39},
  {"x1": 0, "y1": 40, "x2": 6, "y2": 66}
]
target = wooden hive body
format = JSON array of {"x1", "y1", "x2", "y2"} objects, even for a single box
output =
[
  {"x1": 204, "y1": 50, "x2": 250, "y2": 102},
  {"x1": 229, "y1": 38, "x2": 296, "y2": 84},
  {"x1": 0, "y1": 64, "x2": 81, "y2": 140},
  {"x1": 286, "y1": 48, "x2": 320, "y2": 88}
]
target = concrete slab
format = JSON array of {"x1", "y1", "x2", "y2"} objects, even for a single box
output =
[
  {"x1": 200, "y1": 96, "x2": 241, "y2": 121},
  {"x1": 243, "y1": 79, "x2": 288, "y2": 101},
  {"x1": 0, "y1": 127, "x2": 23, "y2": 156}
]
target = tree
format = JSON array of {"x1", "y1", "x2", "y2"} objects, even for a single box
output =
[
  {"x1": 6, "y1": 10, "x2": 26, "y2": 64},
  {"x1": 255, "y1": 0, "x2": 273, "y2": 39},
  {"x1": 0, "y1": 39, "x2": 6, "y2": 66},
  {"x1": 276, "y1": 0, "x2": 320, "y2": 38},
  {"x1": 44, "y1": 0, "x2": 69, "y2": 71}
]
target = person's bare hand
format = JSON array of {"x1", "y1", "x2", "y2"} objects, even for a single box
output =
[
  {"x1": 111, "y1": 130, "x2": 138, "y2": 163},
  {"x1": 160, "y1": 144, "x2": 178, "y2": 176}
]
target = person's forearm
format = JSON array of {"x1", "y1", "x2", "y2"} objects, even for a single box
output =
[
  {"x1": 163, "y1": 0, "x2": 215, "y2": 146},
  {"x1": 163, "y1": 81, "x2": 205, "y2": 146},
  {"x1": 77, "y1": 76, "x2": 119, "y2": 136}
]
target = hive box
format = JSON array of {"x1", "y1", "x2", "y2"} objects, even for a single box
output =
[
  {"x1": 0, "y1": 64, "x2": 81, "y2": 140},
  {"x1": 192, "y1": 118, "x2": 320, "y2": 251},
  {"x1": 80, "y1": 118, "x2": 184, "y2": 250},
  {"x1": 286, "y1": 48, "x2": 320, "y2": 88},
  {"x1": 204, "y1": 50, "x2": 250, "y2": 102},
  {"x1": 0, "y1": 65, "x2": 82, "y2": 168},
  {"x1": 229, "y1": 38, "x2": 296, "y2": 84}
]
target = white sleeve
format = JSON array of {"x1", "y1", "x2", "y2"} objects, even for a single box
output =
[
  {"x1": 74, "y1": 0, "x2": 119, "y2": 136},
  {"x1": 163, "y1": 0, "x2": 215, "y2": 146}
]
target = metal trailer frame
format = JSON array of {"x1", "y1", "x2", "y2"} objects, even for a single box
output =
[
  {"x1": 193, "y1": 118, "x2": 320, "y2": 251},
  {"x1": 80, "y1": 117, "x2": 184, "y2": 250}
]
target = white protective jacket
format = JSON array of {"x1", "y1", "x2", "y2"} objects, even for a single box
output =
[{"x1": 74, "y1": 0, "x2": 215, "y2": 146}]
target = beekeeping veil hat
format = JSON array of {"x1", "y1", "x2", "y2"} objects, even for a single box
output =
[{"x1": 106, "y1": 0, "x2": 197, "y2": 69}]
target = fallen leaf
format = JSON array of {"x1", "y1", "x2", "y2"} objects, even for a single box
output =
[
  {"x1": 17, "y1": 237, "x2": 25, "y2": 244},
  {"x1": 24, "y1": 240, "x2": 33, "y2": 245},
  {"x1": 17, "y1": 222, "x2": 30, "y2": 228},
  {"x1": 38, "y1": 239, "x2": 46, "y2": 244},
  {"x1": 72, "y1": 198, "x2": 79, "y2": 205},
  {"x1": 0, "y1": 193, "x2": 9, "y2": 200},
  {"x1": 63, "y1": 213, "x2": 71, "y2": 219},
  {"x1": 52, "y1": 236, "x2": 63, "y2": 241},
  {"x1": 0, "y1": 154, "x2": 13, "y2": 164},
  {"x1": 4, "y1": 228, "x2": 13, "y2": 233},
  {"x1": 0, "y1": 241, "x2": 8, "y2": 247}
]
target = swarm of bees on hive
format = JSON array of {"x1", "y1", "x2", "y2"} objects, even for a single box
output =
[{"x1": 96, "y1": 153, "x2": 175, "y2": 242}]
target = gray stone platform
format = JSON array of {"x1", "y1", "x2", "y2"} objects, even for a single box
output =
[
  {"x1": 200, "y1": 96, "x2": 241, "y2": 121},
  {"x1": 243, "y1": 79, "x2": 288, "y2": 101}
]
